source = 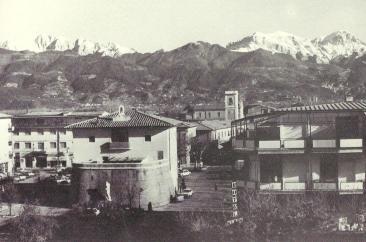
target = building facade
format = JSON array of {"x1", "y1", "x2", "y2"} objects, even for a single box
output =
[
  {"x1": 0, "y1": 113, "x2": 12, "y2": 174},
  {"x1": 232, "y1": 101, "x2": 366, "y2": 194},
  {"x1": 10, "y1": 112, "x2": 100, "y2": 169},
  {"x1": 67, "y1": 107, "x2": 179, "y2": 209}
]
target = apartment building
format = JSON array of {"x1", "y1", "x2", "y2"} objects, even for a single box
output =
[
  {"x1": 11, "y1": 111, "x2": 100, "y2": 169},
  {"x1": 67, "y1": 106, "x2": 179, "y2": 209},
  {"x1": 232, "y1": 101, "x2": 366, "y2": 195}
]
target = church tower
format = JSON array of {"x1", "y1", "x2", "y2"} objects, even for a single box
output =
[{"x1": 225, "y1": 91, "x2": 240, "y2": 121}]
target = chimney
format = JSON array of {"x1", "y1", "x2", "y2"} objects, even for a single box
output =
[{"x1": 113, "y1": 105, "x2": 130, "y2": 122}]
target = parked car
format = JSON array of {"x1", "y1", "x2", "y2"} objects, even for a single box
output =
[
  {"x1": 176, "y1": 195, "x2": 184, "y2": 202},
  {"x1": 181, "y1": 188, "x2": 193, "y2": 198},
  {"x1": 179, "y1": 169, "x2": 191, "y2": 177}
]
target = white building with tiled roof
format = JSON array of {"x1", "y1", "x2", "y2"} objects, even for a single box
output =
[{"x1": 67, "y1": 106, "x2": 179, "y2": 209}]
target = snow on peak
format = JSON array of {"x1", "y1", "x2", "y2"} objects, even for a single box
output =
[
  {"x1": 0, "y1": 34, "x2": 135, "y2": 57},
  {"x1": 227, "y1": 31, "x2": 366, "y2": 63}
]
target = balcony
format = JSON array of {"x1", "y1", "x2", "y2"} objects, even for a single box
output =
[
  {"x1": 233, "y1": 138, "x2": 255, "y2": 151},
  {"x1": 283, "y1": 182, "x2": 306, "y2": 191},
  {"x1": 313, "y1": 182, "x2": 337, "y2": 190},
  {"x1": 339, "y1": 139, "x2": 363, "y2": 148},
  {"x1": 259, "y1": 182, "x2": 282, "y2": 190},
  {"x1": 312, "y1": 139, "x2": 337, "y2": 148},
  {"x1": 258, "y1": 140, "x2": 281, "y2": 149},
  {"x1": 100, "y1": 142, "x2": 130, "y2": 153},
  {"x1": 258, "y1": 140, "x2": 305, "y2": 154},
  {"x1": 339, "y1": 181, "x2": 364, "y2": 194}
]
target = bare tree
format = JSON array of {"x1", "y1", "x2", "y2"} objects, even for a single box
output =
[{"x1": 1, "y1": 178, "x2": 19, "y2": 216}]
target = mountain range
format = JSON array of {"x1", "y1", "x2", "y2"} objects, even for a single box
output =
[{"x1": 0, "y1": 31, "x2": 365, "y2": 111}]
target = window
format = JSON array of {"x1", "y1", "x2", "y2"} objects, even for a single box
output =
[
  {"x1": 89, "y1": 136, "x2": 95, "y2": 142},
  {"x1": 158, "y1": 151, "x2": 164, "y2": 160},
  {"x1": 14, "y1": 142, "x2": 19, "y2": 149},
  {"x1": 50, "y1": 142, "x2": 57, "y2": 149},
  {"x1": 199, "y1": 112, "x2": 202, "y2": 118},
  {"x1": 37, "y1": 129, "x2": 44, "y2": 135},
  {"x1": 25, "y1": 142, "x2": 31, "y2": 149},
  {"x1": 24, "y1": 129, "x2": 31, "y2": 135},
  {"x1": 228, "y1": 97, "x2": 233, "y2": 106},
  {"x1": 218, "y1": 112, "x2": 221, "y2": 118},
  {"x1": 13, "y1": 130, "x2": 19, "y2": 136},
  {"x1": 145, "y1": 135, "x2": 151, "y2": 142},
  {"x1": 111, "y1": 129, "x2": 128, "y2": 142},
  {"x1": 8, "y1": 141, "x2": 12, "y2": 146},
  {"x1": 60, "y1": 142, "x2": 67, "y2": 148},
  {"x1": 38, "y1": 142, "x2": 44, "y2": 150},
  {"x1": 50, "y1": 129, "x2": 57, "y2": 135}
]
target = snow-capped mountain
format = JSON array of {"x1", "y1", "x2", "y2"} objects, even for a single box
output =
[
  {"x1": 0, "y1": 34, "x2": 135, "y2": 57},
  {"x1": 227, "y1": 31, "x2": 366, "y2": 63}
]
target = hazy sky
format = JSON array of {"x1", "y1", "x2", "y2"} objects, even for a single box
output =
[{"x1": 1, "y1": 0, "x2": 365, "y2": 52}]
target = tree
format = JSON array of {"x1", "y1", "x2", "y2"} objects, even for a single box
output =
[
  {"x1": 10, "y1": 204, "x2": 59, "y2": 242},
  {"x1": 190, "y1": 137, "x2": 207, "y2": 168},
  {"x1": 1, "y1": 178, "x2": 19, "y2": 216}
]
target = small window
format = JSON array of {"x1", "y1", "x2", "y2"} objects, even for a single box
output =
[
  {"x1": 25, "y1": 142, "x2": 31, "y2": 149},
  {"x1": 38, "y1": 142, "x2": 44, "y2": 150},
  {"x1": 8, "y1": 141, "x2": 12, "y2": 146},
  {"x1": 50, "y1": 142, "x2": 57, "y2": 149},
  {"x1": 89, "y1": 136, "x2": 95, "y2": 142},
  {"x1": 14, "y1": 142, "x2": 19, "y2": 149},
  {"x1": 158, "y1": 151, "x2": 164, "y2": 160},
  {"x1": 145, "y1": 135, "x2": 151, "y2": 142},
  {"x1": 60, "y1": 142, "x2": 67, "y2": 148},
  {"x1": 24, "y1": 129, "x2": 31, "y2": 135},
  {"x1": 37, "y1": 129, "x2": 44, "y2": 135},
  {"x1": 199, "y1": 112, "x2": 202, "y2": 118},
  {"x1": 50, "y1": 129, "x2": 57, "y2": 135}
]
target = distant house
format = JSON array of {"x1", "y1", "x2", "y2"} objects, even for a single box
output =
[
  {"x1": 10, "y1": 111, "x2": 101, "y2": 169},
  {"x1": 195, "y1": 120, "x2": 232, "y2": 146},
  {"x1": 232, "y1": 101, "x2": 366, "y2": 195},
  {"x1": 66, "y1": 106, "x2": 179, "y2": 209}
]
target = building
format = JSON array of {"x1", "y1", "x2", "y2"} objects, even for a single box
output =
[
  {"x1": 232, "y1": 101, "x2": 366, "y2": 194},
  {"x1": 176, "y1": 122, "x2": 197, "y2": 168},
  {"x1": 66, "y1": 106, "x2": 179, "y2": 209},
  {"x1": 183, "y1": 90, "x2": 244, "y2": 121},
  {"x1": 10, "y1": 111, "x2": 101, "y2": 169},
  {"x1": 195, "y1": 120, "x2": 232, "y2": 146},
  {"x1": 0, "y1": 113, "x2": 12, "y2": 174}
]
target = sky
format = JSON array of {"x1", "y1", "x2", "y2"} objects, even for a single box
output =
[{"x1": 0, "y1": 0, "x2": 365, "y2": 52}]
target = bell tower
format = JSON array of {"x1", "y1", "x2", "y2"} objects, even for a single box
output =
[{"x1": 225, "y1": 91, "x2": 239, "y2": 121}]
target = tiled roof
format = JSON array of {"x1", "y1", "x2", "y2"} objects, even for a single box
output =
[
  {"x1": 277, "y1": 101, "x2": 366, "y2": 112},
  {"x1": 196, "y1": 120, "x2": 231, "y2": 131},
  {"x1": 66, "y1": 110, "x2": 176, "y2": 129}
]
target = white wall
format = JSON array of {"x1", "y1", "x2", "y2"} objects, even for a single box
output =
[{"x1": 0, "y1": 118, "x2": 12, "y2": 173}]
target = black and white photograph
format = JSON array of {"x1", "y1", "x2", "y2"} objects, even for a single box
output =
[{"x1": 0, "y1": 0, "x2": 366, "y2": 241}]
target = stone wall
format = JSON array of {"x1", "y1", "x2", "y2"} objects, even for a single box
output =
[{"x1": 72, "y1": 160, "x2": 176, "y2": 209}]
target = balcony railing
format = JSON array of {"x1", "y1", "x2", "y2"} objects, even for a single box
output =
[
  {"x1": 259, "y1": 182, "x2": 282, "y2": 190},
  {"x1": 313, "y1": 182, "x2": 337, "y2": 190},
  {"x1": 312, "y1": 139, "x2": 337, "y2": 148},
  {"x1": 339, "y1": 139, "x2": 363, "y2": 148},
  {"x1": 283, "y1": 182, "x2": 306, "y2": 190},
  {"x1": 258, "y1": 140, "x2": 281, "y2": 149},
  {"x1": 339, "y1": 181, "x2": 364, "y2": 191},
  {"x1": 233, "y1": 137, "x2": 363, "y2": 151},
  {"x1": 100, "y1": 142, "x2": 130, "y2": 153},
  {"x1": 283, "y1": 140, "x2": 305, "y2": 149}
]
